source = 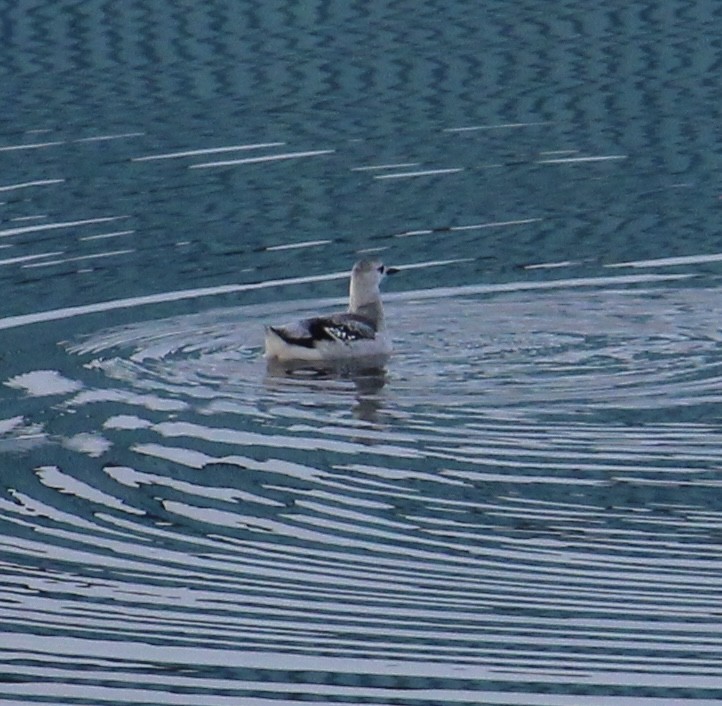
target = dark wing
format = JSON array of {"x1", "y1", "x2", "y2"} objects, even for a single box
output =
[
  {"x1": 268, "y1": 313, "x2": 377, "y2": 349},
  {"x1": 308, "y1": 313, "x2": 377, "y2": 345}
]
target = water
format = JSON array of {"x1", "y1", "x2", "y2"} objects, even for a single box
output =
[{"x1": 2, "y1": 1, "x2": 722, "y2": 704}]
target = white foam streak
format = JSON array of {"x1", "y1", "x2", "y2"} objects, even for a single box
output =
[
  {"x1": 132, "y1": 142, "x2": 285, "y2": 162},
  {"x1": 0, "y1": 216, "x2": 125, "y2": 239},
  {"x1": 74, "y1": 132, "x2": 145, "y2": 143},
  {"x1": 537, "y1": 154, "x2": 627, "y2": 164},
  {"x1": 79, "y1": 229, "x2": 135, "y2": 242},
  {"x1": 523, "y1": 260, "x2": 580, "y2": 270},
  {"x1": 266, "y1": 239, "x2": 332, "y2": 251},
  {"x1": 444, "y1": 121, "x2": 550, "y2": 132},
  {"x1": 0, "y1": 251, "x2": 64, "y2": 266},
  {"x1": 451, "y1": 218, "x2": 542, "y2": 231},
  {"x1": 0, "y1": 141, "x2": 65, "y2": 152},
  {"x1": 190, "y1": 149, "x2": 335, "y2": 169},
  {"x1": 0, "y1": 179, "x2": 65, "y2": 192},
  {"x1": 374, "y1": 167, "x2": 463, "y2": 179},
  {"x1": 11, "y1": 215, "x2": 47, "y2": 222},
  {"x1": 21, "y1": 249, "x2": 135, "y2": 268},
  {"x1": 606, "y1": 252, "x2": 722, "y2": 269},
  {"x1": 351, "y1": 162, "x2": 420, "y2": 171}
]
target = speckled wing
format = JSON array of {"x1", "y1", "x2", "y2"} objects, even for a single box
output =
[
  {"x1": 268, "y1": 313, "x2": 377, "y2": 349},
  {"x1": 311, "y1": 313, "x2": 377, "y2": 344}
]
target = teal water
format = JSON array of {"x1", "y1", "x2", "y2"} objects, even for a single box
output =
[{"x1": 1, "y1": 2, "x2": 722, "y2": 704}]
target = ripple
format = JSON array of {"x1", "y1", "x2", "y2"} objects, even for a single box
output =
[
  {"x1": 0, "y1": 281, "x2": 720, "y2": 698},
  {"x1": 2, "y1": 0, "x2": 722, "y2": 701}
]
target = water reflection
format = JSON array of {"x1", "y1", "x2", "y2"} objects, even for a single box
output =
[{"x1": 265, "y1": 355, "x2": 389, "y2": 423}]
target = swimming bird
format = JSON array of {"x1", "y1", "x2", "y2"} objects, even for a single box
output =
[{"x1": 264, "y1": 259, "x2": 399, "y2": 362}]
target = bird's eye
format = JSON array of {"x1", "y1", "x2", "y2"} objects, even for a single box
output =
[{"x1": 378, "y1": 265, "x2": 385, "y2": 273}]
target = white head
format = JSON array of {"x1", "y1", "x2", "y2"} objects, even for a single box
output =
[{"x1": 348, "y1": 259, "x2": 398, "y2": 324}]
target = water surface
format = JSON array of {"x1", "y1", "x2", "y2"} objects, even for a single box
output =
[{"x1": 1, "y1": 1, "x2": 722, "y2": 704}]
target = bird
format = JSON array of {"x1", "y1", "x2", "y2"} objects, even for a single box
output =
[{"x1": 264, "y1": 259, "x2": 399, "y2": 362}]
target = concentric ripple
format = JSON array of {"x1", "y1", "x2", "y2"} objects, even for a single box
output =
[
  {"x1": 1, "y1": 277, "x2": 721, "y2": 704},
  {"x1": 2, "y1": 0, "x2": 722, "y2": 701}
]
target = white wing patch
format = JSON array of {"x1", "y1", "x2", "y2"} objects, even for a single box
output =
[{"x1": 322, "y1": 318, "x2": 376, "y2": 344}]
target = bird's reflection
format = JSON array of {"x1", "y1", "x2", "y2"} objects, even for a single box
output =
[{"x1": 265, "y1": 355, "x2": 389, "y2": 422}]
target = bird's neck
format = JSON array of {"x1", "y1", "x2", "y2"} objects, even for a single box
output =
[{"x1": 349, "y1": 298, "x2": 384, "y2": 330}]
